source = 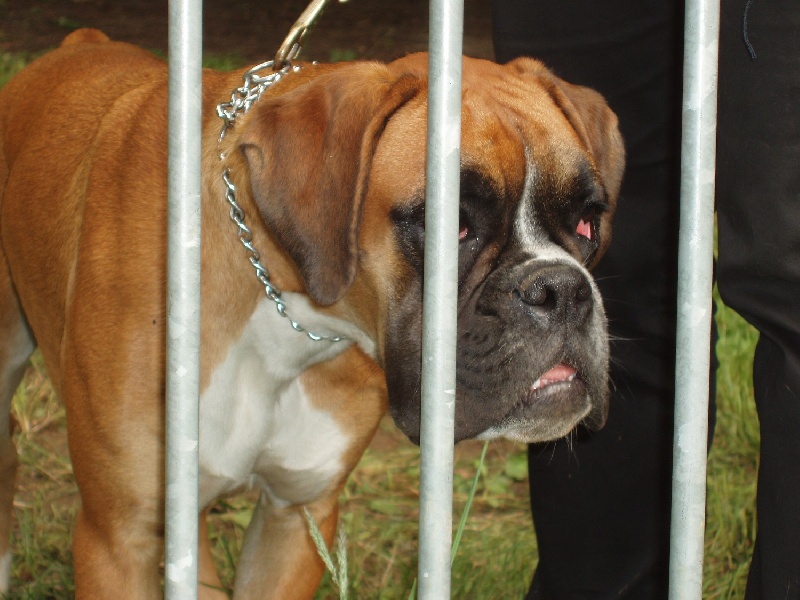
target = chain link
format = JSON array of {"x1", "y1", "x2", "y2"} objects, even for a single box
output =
[
  {"x1": 217, "y1": 61, "x2": 345, "y2": 343},
  {"x1": 217, "y1": 59, "x2": 297, "y2": 144}
]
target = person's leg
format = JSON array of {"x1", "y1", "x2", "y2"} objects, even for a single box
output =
[
  {"x1": 492, "y1": 2, "x2": 688, "y2": 597},
  {"x1": 716, "y1": 1, "x2": 800, "y2": 597}
]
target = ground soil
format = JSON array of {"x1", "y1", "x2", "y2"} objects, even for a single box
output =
[{"x1": 2, "y1": 0, "x2": 495, "y2": 63}]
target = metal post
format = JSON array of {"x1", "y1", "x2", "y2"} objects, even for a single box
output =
[
  {"x1": 165, "y1": 0, "x2": 203, "y2": 598},
  {"x1": 669, "y1": 0, "x2": 719, "y2": 597},
  {"x1": 417, "y1": 0, "x2": 463, "y2": 597}
]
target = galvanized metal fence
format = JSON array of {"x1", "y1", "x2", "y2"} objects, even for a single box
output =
[
  {"x1": 417, "y1": 0, "x2": 464, "y2": 596},
  {"x1": 163, "y1": 0, "x2": 719, "y2": 597},
  {"x1": 669, "y1": 0, "x2": 719, "y2": 597},
  {"x1": 165, "y1": 0, "x2": 202, "y2": 598}
]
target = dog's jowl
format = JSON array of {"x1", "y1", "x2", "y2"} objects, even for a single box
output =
[{"x1": 0, "y1": 29, "x2": 623, "y2": 599}]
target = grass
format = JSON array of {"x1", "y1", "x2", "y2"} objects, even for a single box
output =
[
  {"x1": 703, "y1": 296, "x2": 760, "y2": 598},
  {"x1": 1, "y1": 54, "x2": 760, "y2": 598},
  {"x1": 0, "y1": 53, "x2": 31, "y2": 88},
  {"x1": 7, "y1": 355, "x2": 76, "y2": 598}
]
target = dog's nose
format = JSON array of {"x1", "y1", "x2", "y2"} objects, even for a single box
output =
[{"x1": 514, "y1": 265, "x2": 593, "y2": 325}]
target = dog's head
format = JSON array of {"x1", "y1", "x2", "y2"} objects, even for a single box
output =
[{"x1": 237, "y1": 54, "x2": 624, "y2": 443}]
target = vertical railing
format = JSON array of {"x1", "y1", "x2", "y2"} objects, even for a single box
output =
[
  {"x1": 165, "y1": 0, "x2": 203, "y2": 598},
  {"x1": 669, "y1": 0, "x2": 720, "y2": 597},
  {"x1": 417, "y1": 0, "x2": 464, "y2": 597}
]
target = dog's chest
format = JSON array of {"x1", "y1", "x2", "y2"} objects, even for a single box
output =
[{"x1": 198, "y1": 297, "x2": 358, "y2": 509}]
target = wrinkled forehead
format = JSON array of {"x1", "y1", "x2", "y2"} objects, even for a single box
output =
[{"x1": 370, "y1": 74, "x2": 593, "y2": 214}]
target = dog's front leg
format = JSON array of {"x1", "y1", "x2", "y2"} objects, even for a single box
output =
[{"x1": 232, "y1": 490, "x2": 340, "y2": 600}]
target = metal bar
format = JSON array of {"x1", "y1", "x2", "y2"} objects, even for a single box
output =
[
  {"x1": 417, "y1": 0, "x2": 464, "y2": 597},
  {"x1": 165, "y1": 0, "x2": 203, "y2": 597},
  {"x1": 669, "y1": 0, "x2": 720, "y2": 596}
]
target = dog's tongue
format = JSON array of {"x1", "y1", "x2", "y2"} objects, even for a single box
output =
[{"x1": 532, "y1": 363, "x2": 577, "y2": 390}]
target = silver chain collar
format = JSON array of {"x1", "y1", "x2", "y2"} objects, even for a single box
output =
[{"x1": 216, "y1": 59, "x2": 345, "y2": 343}]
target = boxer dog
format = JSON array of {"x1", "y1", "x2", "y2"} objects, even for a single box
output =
[{"x1": 0, "y1": 29, "x2": 623, "y2": 599}]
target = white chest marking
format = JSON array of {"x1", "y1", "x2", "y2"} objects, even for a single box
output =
[{"x1": 198, "y1": 295, "x2": 372, "y2": 508}]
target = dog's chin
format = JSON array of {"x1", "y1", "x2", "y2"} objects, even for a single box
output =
[
  {"x1": 390, "y1": 366, "x2": 607, "y2": 446},
  {"x1": 476, "y1": 378, "x2": 594, "y2": 443}
]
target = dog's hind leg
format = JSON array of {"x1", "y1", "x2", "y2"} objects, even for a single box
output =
[
  {"x1": 55, "y1": 282, "x2": 166, "y2": 598},
  {"x1": 0, "y1": 253, "x2": 36, "y2": 594}
]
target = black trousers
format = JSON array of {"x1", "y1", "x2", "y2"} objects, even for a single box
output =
[{"x1": 492, "y1": 1, "x2": 800, "y2": 598}]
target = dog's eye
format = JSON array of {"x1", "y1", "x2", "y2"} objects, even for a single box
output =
[
  {"x1": 576, "y1": 217, "x2": 593, "y2": 241},
  {"x1": 459, "y1": 210, "x2": 472, "y2": 242},
  {"x1": 576, "y1": 206, "x2": 599, "y2": 241}
]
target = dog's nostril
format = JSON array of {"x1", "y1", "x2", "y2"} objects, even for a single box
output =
[{"x1": 513, "y1": 282, "x2": 551, "y2": 307}]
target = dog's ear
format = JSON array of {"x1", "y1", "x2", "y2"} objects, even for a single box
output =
[
  {"x1": 239, "y1": 66, "x2": 421, "y2": 305},
  {"x1": 506, "y1": 58, "x2": 626, "y2": 206}
]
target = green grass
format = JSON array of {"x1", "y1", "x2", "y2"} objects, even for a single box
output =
[
  {"x1": 703, "y1": 295, "x2": 760, "y2": 598},
  {"x1": 7, "y1": 355, "x2": 76, "y2": 599},
  {"x1": 1, "y1": 54, "x2": 760, "y2": 598},
  {"x1": 0, "y1": 53, "x2": 31, "y2": 88}
]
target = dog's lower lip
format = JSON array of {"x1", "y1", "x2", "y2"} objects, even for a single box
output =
[
  {"x1": 501, "y1": 363, "x2": 584, "y2": 419},
  {"x1": 530, "y1": 363, "x2": 578, "y2": 391},
  {"x1": 492, "y1": 370, "x2": 588, "y2": 429}
]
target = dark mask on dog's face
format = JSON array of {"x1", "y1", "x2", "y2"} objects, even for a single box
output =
[{"x1": 374, "y1": 56, "x2": 623, "y2": 444}]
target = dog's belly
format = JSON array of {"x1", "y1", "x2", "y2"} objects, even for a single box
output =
[{"x1": 197, "y1": 298, "x2": 356, "y2": 509}]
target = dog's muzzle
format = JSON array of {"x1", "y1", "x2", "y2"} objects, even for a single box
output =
[{"x1": 386, "y1": 255, "x2": 610, "y2": 444}]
